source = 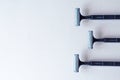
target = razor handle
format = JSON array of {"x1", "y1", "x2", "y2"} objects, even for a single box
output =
[
  {"x1": 85, "y1": 61, "x2": 120, "y2": 66},
  {"x1": 87, "y1": 15, "x2": 120, "y2": 19},
  {"x1": 97, "y1": 38, "x2": 120, "y2": 42}
]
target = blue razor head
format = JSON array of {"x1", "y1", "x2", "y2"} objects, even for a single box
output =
[
  {"x1": 88, "y1": 31, "x2": 93, "y2": 49},
  {"x1": 76, "y1": 8, "x2": 80, "y2": 26},
  {"x1": 74, "y1": 54, "x2": 80, "y2": 72}
]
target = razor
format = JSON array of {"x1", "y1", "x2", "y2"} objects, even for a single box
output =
[
  {"x1": 74, "y1": 54, "x2": 120, "y2": 72},
  {"x1": 76, "y1": 8, "x2": 120, "y2": 26},
  {"x1": 88, "y1": 30, "x2": 120, "y2": 49}
]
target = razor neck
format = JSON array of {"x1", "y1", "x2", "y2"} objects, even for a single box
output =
[
  {"x1": 95, "y1": 38, "x2": 104, "y2": 42},
  {"x1": 79, "y1": 61, "x2": 85, "y2": 66},
  {"x1": 84, "y1": 15, "x2": 91, "y2": 19}
]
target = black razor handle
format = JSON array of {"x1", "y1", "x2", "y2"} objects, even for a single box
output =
[
  {"x1": 88, "y1": 15, "x2": 120, "y2": 19},
  {"x1": 103, "y1": 38, "x2": 120, "y2": 42},
  {"x1": 96, "y1": 38, "x2": 120, "y2": 42},
  {"x1": 86, "y1": 61, "x2": 120, "y2": 66}
]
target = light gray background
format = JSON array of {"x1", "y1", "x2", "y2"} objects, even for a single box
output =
[{"x1": 0, "y1": 0, "x2": 120, "y2": 80}]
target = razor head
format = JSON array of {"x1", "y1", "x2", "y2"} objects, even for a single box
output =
[
  {"x1": 88, "y1": 31, "x2": 94, "y2": 49},
  {"x1": 74, "y1": 54, "x2": 81, "y2": 72},
  {"x1": 76, "y1": 8, "x2": 82, "y2": 26}
]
